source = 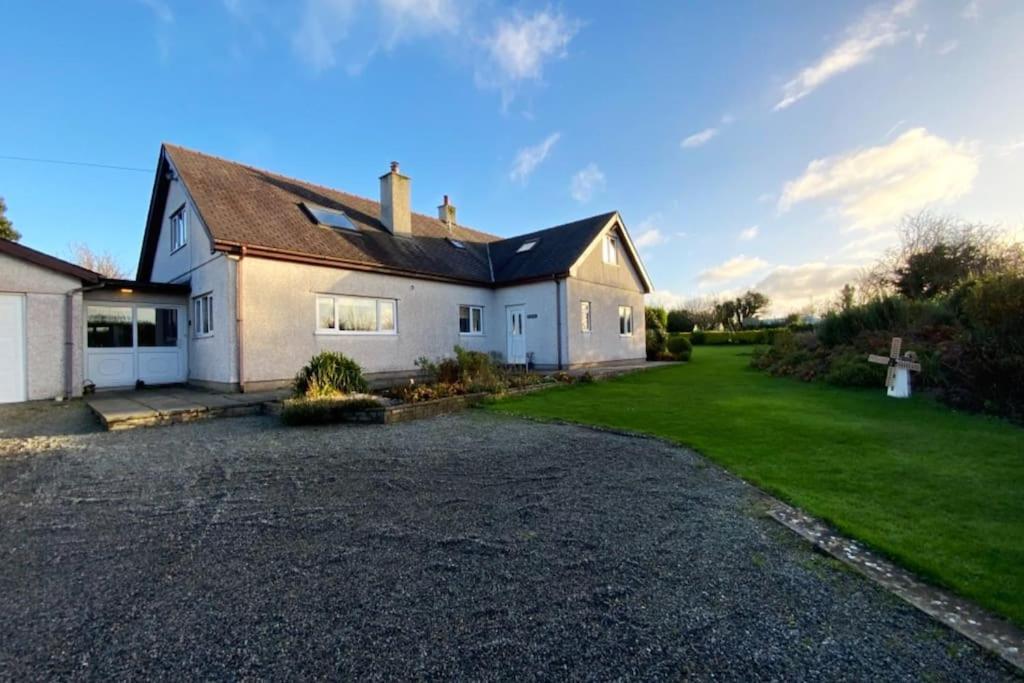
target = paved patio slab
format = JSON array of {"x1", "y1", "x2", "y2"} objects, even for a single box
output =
[{"x1": 86, "y1": 387, "x2": 288, "y2": 430}]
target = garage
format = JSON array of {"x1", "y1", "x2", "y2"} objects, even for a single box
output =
[
  {"x1": 0, "y1": 294, "x2": 27, "y2": 403},
  {"x1": 0, "y1": 240, "x2": 191, "y2": 402}
]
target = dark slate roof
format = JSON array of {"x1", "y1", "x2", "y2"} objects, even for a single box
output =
[
  {"x1": 0, "y1": 238, "x2": 100, "y2": 282},
  {"x1": 489, "y1": 212, "x2": 617, "y2": 284},
  {"x1": 141, "y1": 144, "x2": 634, "y2": 288}
]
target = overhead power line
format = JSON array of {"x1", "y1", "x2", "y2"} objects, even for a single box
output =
[{"x1": 0, "y1": 154, "x2": 151, "y2": 173}]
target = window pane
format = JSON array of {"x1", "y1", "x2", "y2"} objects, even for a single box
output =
[
  {"x1": 459, "y1": 305, "x2": 470, "y2": 333},
  {"x1": 138, "y1": 308, "x2": 178, "y2": 347},
  {"x1": 338, "y1": 297, "x2": 376, "y2": 331},
  {"x1": 317, "y1": 298, "x2": 336, "y2": 330},
  {"x1": 87, "y1": 306, "x2": 133, "y2": 348},
  {"x1": 471, "y1": 307, "x2": 482, "y2": 333},
  {"x1": 379, "y1": 300, "x2": 395, "y2": 331}
]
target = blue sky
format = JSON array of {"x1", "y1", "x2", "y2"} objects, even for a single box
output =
[{"x1": 2, "y1": 0, "x2": 1022, "y2": 314}]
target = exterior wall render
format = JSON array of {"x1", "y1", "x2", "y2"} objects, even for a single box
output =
[{"x1": 0, "y1": 252, "x2": 84, "y2": 400}]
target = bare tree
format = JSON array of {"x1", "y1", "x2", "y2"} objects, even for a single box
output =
[
  {"x1": 857, "y1": 211, "x2": 1023, "y2": 300},
  {"x1": 68, "y1": 242, "x2": 130, "y2": 279}
]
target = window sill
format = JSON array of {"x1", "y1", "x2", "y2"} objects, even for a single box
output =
[
  {"x1": 194, "y1": 333, "x2": 214, "y2": 339},
  {"x1": 459, "y1": 332, "x2": 485, "y2": 337},
  {"x1": 171, "y1": 244, "x2": 187, "y2": 255},
  {"x1": 315, "y1": 330, "x2": 397, "y2": 337}
]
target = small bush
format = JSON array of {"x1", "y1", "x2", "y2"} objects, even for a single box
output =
[
  {"x1": 293, "y1": 351, "x2": 368, "y2": 398},
  {"x1": 824, "y1": 351, "x2": 886, "y2": 387},
  {"x1": 690, "y1": 330, "x2": 706, "y2": 345},
  {"x1": 281, "y1": 397, "x2": 381, "y2": 426},
  {"x1": 667, "y1": 335, "x2": 692, "y2": 361}
]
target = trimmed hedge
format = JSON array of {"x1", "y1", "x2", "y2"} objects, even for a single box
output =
[
  {"x1": 666, "y1": 334, "x2": 692, "y2": 361},
  {"x1": 676, "y1": 329, "x2": 779, "y2": 346},
  {"x1": 281, "y1": 397, "x2": 382, "y2": 426}
]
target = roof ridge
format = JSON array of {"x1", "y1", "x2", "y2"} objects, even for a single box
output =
[{"x1": 162, "y1": 142, "x2": 502, "y2": 243}]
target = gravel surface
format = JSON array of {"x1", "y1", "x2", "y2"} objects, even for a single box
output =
[{"x1": 0, "y1": 406, "x2": 1015, "y2": 680}]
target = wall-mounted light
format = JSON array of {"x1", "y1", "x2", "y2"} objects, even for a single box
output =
[{"x1": 119, "y1": 288, "x2": 133, "y2": 294}]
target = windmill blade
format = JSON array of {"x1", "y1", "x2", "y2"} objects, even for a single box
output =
[
  {"x1": 890, "y1": 337, "x2": 902, "y2": 359},
  {"x1": 885, "y1": 365, "x2": 896, "y2": 388},
  {"x1": 868, "y1": 354, "x2": 890, "y2": 365},
  {"x1": 896, "y1": 360, "x2": 922, "y2": 372}
]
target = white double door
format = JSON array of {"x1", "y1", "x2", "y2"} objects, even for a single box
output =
[{"x1": 85, "y1": 303, "x2": 187, "y2": 388}]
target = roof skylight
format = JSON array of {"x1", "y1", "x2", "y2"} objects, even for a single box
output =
[
  {"x1": 517, "y1": 239, "x2": 538, "y2": 253},
  {"x1": 448, "y1": 238, "x2": 466, "y2": 249},
  {"x1": 302, "y1": 202, "x2": 358, "y2": 232}
]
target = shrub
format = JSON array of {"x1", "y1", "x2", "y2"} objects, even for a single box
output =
[
  {"x1": 281, "y1": 397, "x2": 382, "y2": 426},
  {"x1": 690, "y1": 330, "x2": 706, "y2": 345},
  {"x1": 667, "y1": 335, "x2": 692, "y2": 361},
  {"x1": 293, "y1": 351, "x2": 368, "y2": 398},
  {"x1": 824, "y1": 351, "x2": 887, "y2": 387},
  {"x1": 646, "y1": 309, "x2": 669, "y2": 360}
]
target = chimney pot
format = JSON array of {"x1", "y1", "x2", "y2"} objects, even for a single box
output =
[
  {"x1": 438, "y1": 195, "x2": 457, "y2": 228},
  {"x1": 390, "y1": 161, "x2": 399, "y2": 173}
]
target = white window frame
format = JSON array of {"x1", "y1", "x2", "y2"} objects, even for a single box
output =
[
  {"x1": 459, "y1": 304, "x2": 485, "y2": 336},
  {"x1": 315, "y1": 294, "x2": 397, "y2": 335},
  {"x1": 602, "y1": 234, "x2": 619, "y2": 266},
  {"x1": 170, "y1": 205, "x2": 188, "y2": 253},
  {"x1": 618, "y1": 305, "x2": 633, "y2": 336},
  {"x1": 580, "y1": 301, "x2": 592, "y2": 333},
  {"x1": 193, "y1": 292, "x2": 214, "y2": 338}
]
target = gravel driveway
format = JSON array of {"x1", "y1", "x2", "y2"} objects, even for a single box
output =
[{"x1": 0, "y1": 404, "x2": 1015, "y2": 680}]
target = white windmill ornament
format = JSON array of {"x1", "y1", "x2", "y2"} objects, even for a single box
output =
[{"x1": 868, "y1": 337, "x2": 922, "y2": 399}]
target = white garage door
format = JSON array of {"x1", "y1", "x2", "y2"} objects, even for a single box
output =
[{"x1": 0, "y1": 294, "x2": 27, "y2": 403}]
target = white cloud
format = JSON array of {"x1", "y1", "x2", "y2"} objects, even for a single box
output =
[
  {"x1": 485, "y1": 10, "x2": 578, "y2": 80},
  {"x1": 509, "y1": 133, "x2": 560, "y2": 183},
  {"x1": 291, "y1": 0, "x2": 459, "y2": 72},
  {"x1": 839, "y1": 231, "x2": 898, "y2": 261},
  {"x1": 635, "y1": 229, "x2": 666, "y2": 248},
  {"x1": 479, "y1": 10, "x2": 580, "y2": 106},
  {"x1": 962, "y1": 0, "x2": 981, "y2": 20},
  {"x1": 937, "y1": 39, "x2": 959, "y2": 55},
  {"x1": 698, "y1": 255, "x2": 769, "y2": 286},
  {"x1": 140, "y1": 0, "x2": 174, "y2": 23},
  {"x1": 757, "y1": 192, "x2": 775, "y2": 204},
  {"x1": 292, "y1": 0, "x2": 360, "y2": 71},
  {"x1": 778, "y1": 127, "x2": 979, "y2": 230},
  {"x1": 632, "y1": 214, "x2": 668, "y2": 248},
  {"x1": 774, "y1": 0, "x2": 917, "y2": 111},
  {"x1": 738, "y1": 225, "x2": 760, "y2": 241},
  {"x1": 996, "y1": 137, "x2": 1024, "y2": 157},
  {"x1": 752, "y1": 262, "x2": 865, "y2": 316},
  {"x1": 570, "y1": 163, "x2": 606, "y2": 203},
  {"x1": 681, "y1": 127, "x2": 718, "y2": 149}
]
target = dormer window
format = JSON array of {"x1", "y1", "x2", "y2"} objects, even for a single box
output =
[
  {"x1": 170, "y1": 206, "x2": 187, "y2": 252},
  {"x1": 517, "y1": 239, "x2": 538, "y2": 253},
  {"x1": 448, "y1": 238, "x2": 466, "y2": 249},
  {"x1": 302, "y1": 202, "x2": 358, "y2": 232},
  {"x1": 602, "y1": 234, "x2": 618, "y2": 265}
]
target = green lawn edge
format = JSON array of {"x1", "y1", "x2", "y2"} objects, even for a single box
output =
[{"x1": 485, "y1": 347, "x2": 1024, "y2": 627}]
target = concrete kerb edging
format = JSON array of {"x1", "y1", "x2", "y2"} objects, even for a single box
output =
[{"x1": 497, "y1": 415, "x2": 1024, "y2": 673}]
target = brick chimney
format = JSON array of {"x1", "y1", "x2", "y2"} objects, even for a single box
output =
[
  {"x1": 438, "y1": 194, "x2": 456, "y2": 231},
  {"x1": 379, "y1": 161, "x2": 411, "y2": 235}
]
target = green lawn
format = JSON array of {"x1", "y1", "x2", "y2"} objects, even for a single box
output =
[{"x1": 488, "y1": 346, "x2": 1024, "y2": 626}]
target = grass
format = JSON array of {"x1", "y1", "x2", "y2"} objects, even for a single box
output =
[{"x1": 488, "y1": 346, "x2": 1024, "y2": 626}]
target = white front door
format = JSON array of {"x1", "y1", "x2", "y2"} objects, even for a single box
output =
[
  {"x1": 85, "y1": 303, "x2": 187, "y2": 389},
  {"x1": 0, "y1": 294, "x2": 27, "y2": 403},
  {"x1": 506, "y1": 305, "x2": 526, "y2": 365}
]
